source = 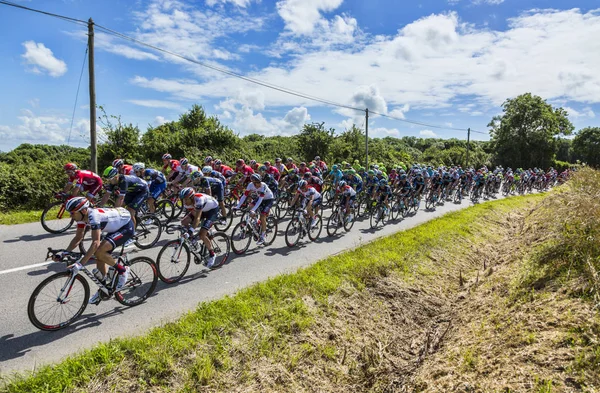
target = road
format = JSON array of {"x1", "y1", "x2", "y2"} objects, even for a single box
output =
[{"x1": 0, "y1": 195, "x2": 505, "y2": 376}]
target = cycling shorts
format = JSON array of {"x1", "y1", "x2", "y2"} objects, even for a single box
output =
[
  {"x1": 311, "y1": 197, "x2": 322, "y2": 208},
  {"x1": 149, "y1": 182, "x2": 167, "y2": 200},
  {"x1": 340, "y1": 195, "x2": 356, "y2": 207},
  {"x1": 256, "y1": 198, "x2": 274, "y2": 215},
  {"x1": 81, "y1": 181, "x2": 103, "y2": 196},
  {"x1": 105, "y1": 220, "x2": 135, "y2": 250},
  {"x1": 124, "y1": 190, "x2": 148, "y2": 211},
  {"x1": 211, "y1": 183, "x2": 224, "y2": 202}
]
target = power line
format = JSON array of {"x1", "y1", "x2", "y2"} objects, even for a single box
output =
[
  {"x1": 0, "y1": 0, "x2": 87, "y2": 26},
  {"x1": 68, "y1": 44, "x2": 89, "y2": 145}
]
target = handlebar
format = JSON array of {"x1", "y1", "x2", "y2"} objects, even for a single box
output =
[{"x1": 46, "y1": 248, "x2": 83, "y2": 263}]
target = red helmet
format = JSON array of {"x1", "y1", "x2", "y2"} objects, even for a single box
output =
[
  {"x1": 236, "y1": 159, "x2": 245, "y2": 167},
  {"x1": 64, "y1": 163, "x2": 77, "y2": 171},
  {"x1": 112, "y1": 159, "x2": 124, "y2": 168},
  {"x1": 264, "y1": 161, "x2": 271, "y2": 167}
]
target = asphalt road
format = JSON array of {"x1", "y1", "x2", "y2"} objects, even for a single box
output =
[{"x1": 0, "y1": 194, "x2": 509, "y2": 376}]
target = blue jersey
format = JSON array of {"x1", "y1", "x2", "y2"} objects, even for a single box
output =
[
  {"x1": 117, "y1": 175, "x2": 148, "y2": 194},
  {"x1": 209, "y1": 170, "x2": 227, "y2": 185},
  {"x1": 329, "y1": 169, "x2": 343, "y2": 182},
  {"x1": 198, "y1": 176, "x2": 223, "y2": 189},
  {"x1": 143, "y1": 168, "x2": 166, "y2": 184}
]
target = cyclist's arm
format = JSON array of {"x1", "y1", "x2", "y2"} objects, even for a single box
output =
[
  {"x1": 191, "y1": 209, "x2": 202, "y2": 229},
  {"x1": 115, "y1": 194, "x2": 125, "y2": 208},
  {"x1": 66, "y1": 225, "x2": 87, "y2": 252}
]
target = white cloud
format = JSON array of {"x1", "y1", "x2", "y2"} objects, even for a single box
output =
[
  {"x1": 389, "y1": 104, "x2": 410, "y2": 119},
  {"x1": 276, "y1": 0, "x2": 343, "y2": 35},
  {"x1": 371, "y1": 127, "x2": 401, "y2": 137},
  {"x1": 420, "y1": 130, "x2": 437, "y2": 137},
  {"x1": 565, "y1": 106, "x2": 596, "y2": 119},
  {"x1": 205, "y1": 0, "x2": 256, "y2": 7},
  {"x1": 154, "y1": 116, "x2": 169, "y2": 126},
  {"x1": 21, "y1": 41, "x2": 67, "y2": 77},
  {"x1": 127, "y1": 99, "x2": 185, "y2": 110}
]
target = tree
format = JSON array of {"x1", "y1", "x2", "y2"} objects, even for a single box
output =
[
  {"x1": 572, "y1": 127, "x2": 600, "y2": 167},
  {"x1": 297, "y1": 122, "x2": 334, "y2": 162},
  {"x1": 488, "y1": 93, "x2": 574, "y2": 168},
  {"x1": 97, "y1": 106, "x2": 141, "y2": 168}
]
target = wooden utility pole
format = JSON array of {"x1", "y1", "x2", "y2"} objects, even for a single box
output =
[
  {"x1": 365, "y1": 108, "x2": 369, "y2": 169},
  {"x1": 466, "y1": 127, "x2": 471, "y2": 168},
  {"x1": 88, "y1": 18, "x2": 97, "y2": 173}
]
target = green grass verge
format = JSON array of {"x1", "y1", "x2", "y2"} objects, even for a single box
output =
[
  {"x1": 0, "y1": 210, "x2": 42, "y2": 225},
  {"x1": 0, "y1": 194, "x2": 546, "y2": 393}
]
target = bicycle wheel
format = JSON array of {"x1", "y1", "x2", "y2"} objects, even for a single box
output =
[
  {"x1": 308, "y1": 215, "x2": 323, "y2": 241},
  {"x1": 425, "y1": 194, "x2": 435, "y2": 210},
  {"x1": 135, "y1": 214, "x2": 162, "y2": 249},
  {"x1": 231, "y1": 222, "x2": 252, "y2": 254},
  {"x1": 173, "y1": 198, "x2": 185, "y2": 219},
  {"x1": 276, "y1": 198, "x2": 288, "y2": 220},
  {"x1": 401, "y1": 202, "x2": 409, "y2": 218},
  {"x1": 343, "y1": 209, "x2": 355, "y2": 232},
  {"x1": 285, "y1": 218, "x2": 302, "y2": 247},
  {"x1": 214, "y1": 206, "x2": 233, "y2": 232},
  {"x1": 156, "y1": 239, "x2": 191, "y2": 283},
  {"x1": 391, "y1": 200, "x2": 401, "y2": 220},
  {"x1": 115, "y1": 256, "x2": 158, "y2": 306},
  {"x1": 156, "y1": 199, "x2": 175, "y2": 222},
  {"x1": 41, "y1": 201, "x2": 74, "y2": 234},
  {"x1": 326, "y1": 210, "x2": 340, "y2": 237},
  {"x1": 28, "y1": 272, "x2": 89, "y2": 331},
  {"x1": 210, "y1": 232, "x2": 230, "y2": 268},
  {"x1": 357, "y1": 197, "x2": 369, "y2": 218},
  {"x1": 412, "y1": 197, "x2": 421, "y2": 213},
  {"x1": 369, "y1": 207, "x2": 381, "y2": 229},
  {"x1": 264, "y1": 215, "x2": 278, "y2": 246}
]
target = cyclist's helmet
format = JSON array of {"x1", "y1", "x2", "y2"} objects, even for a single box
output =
[
  {"x1": 275, "y1": 158, "x2": 282, "y2": 163},
  {"x1": 202, "y1": 166, "x2": 212, "y2": 174},
  {"x1": 300, "y1": 162, "x2": 306, "y2": 167},
  {"x1": 314, "y1": 156, "x2": 320, "y2": 161},
  {"x1": 298, "y1": 180, "x2": 308, "y2": 188},
  {"x1": 214, "y1": 159, "x2": 222, "y2": 166},
  {"x1": 367, "y1": 170, "x2": 375, "y2": 175},
  {"x1": 249, "y1": 159, "x2": 257, "y2": 166},
  {"x1": 250, "y1": 173, "x2": 261, "y2": 182},
  {"x1": 133, "y1": 162, "x2": 145, "y2": 172},
  {"x1": 112, "y1": 159, "x2": 124, "y2": 168},
  {"x1": 289, "y1": 168, "x2": 298, "y2": 175},
  {"x1": 180, "y1": 158, "x2": 189, "y2": 166},
  {"x1": 179, "y1": 187, "x2": 195, "y2": 200},
  {"x1": 102, "y1": 166, "x2": 114, "y2": 177},
  {"x1": 399, "y1": 174, "x2": 408, "y2": 181},
  {"x1": 105, "y1": 167, "x2": 119, "y2": 179},
  {"x1": 191, "y1": 171, "x2": 203, "y2": 180},
  {"x1": 303, "y1": 172, "x2": 311, "y2": 179},
  {"x1": 259, "y1": 165, "x2": 267, "y2": 172},
  {"x1": 204, "y1": 156, "x2": 213, "y2": 164},
  {"x1": 379, "y1": 179, "x2": 388, "y2": 186},
  {"x1": 65, "y1": 197, "x2": 90, "y2": 213},
  {"x1": 162, "y1": 153, "x2": 172, "y2": 160},
  {"x1": 236, "y1": 159, "x2": 245, "y2": 166},
  {"x1": 338, "y1": 180, "x2": 347, "y2": 188},
  {"x1": 332, "y1": 165, "x2": 338, "y2": 171},
  {"x1": 264, "y1": 161, "x2": 271, "y2": 166},
  {"x1": 287, "y1": 157, "x2": 293, "y2": 163},
  {"x1": 313, "y1": 168, "x2": 321, "y2": 176},
  {"x1": 64, "y1": 163, "x2": 77, "y2": 172}
]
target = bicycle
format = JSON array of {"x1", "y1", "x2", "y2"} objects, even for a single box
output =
[
  {"x1": 369, "y1": 200, "x2": 389, "y2": 229},
  {"x1": 425, "y1": 188, "x2": 440, "y2": 210},
  {"x1": 156, "y1": 225, "x2": 231, "y2": 283},
  {"x1": 41, "y1": 192, "x2": 75, "y2": 234},
  {"x1": 326, "y1": 203, "x2": 355, "y2": 237},
  {"x1": 28, "y1": 247, "x2": 158, "y2": 331},
  {"x1": 230, "y1": 208, "x2": 278, "y2": 254},
  {"x1": 284, "y1": 208, "x2": 323, "y2": 247}
]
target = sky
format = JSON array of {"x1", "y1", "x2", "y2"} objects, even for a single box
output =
[{"x1": 0, "y1": 0, "x2": 599, "y2": 152}]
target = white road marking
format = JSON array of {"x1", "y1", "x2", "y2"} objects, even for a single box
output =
[{"x1": 0, "y1": 261, "x2": 53, "y2": 275}]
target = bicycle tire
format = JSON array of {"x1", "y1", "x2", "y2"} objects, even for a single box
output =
[
  {"x1": 115, "y1": 256, "x2": 158, "y2": 306},
  {"x1": 285, "y1": 218, "x2": 302, "y2": 247},
  {"x1": 135, "y1": 214, "x2": 162, "y2": 249},
  {"x1": 391, "y1": 200, "x2": 400, "y2": 220},
  {"x1": 156, "y1": 199, "x2": 176, "y2": 222},
  {"x1": 214, "y1": 206, "x2": 233, "y2": 232},
  {"x1": 326, "y1": 209, "x2": 340, "y2": 237},
  {"x1": 41, "y1": 200, "x2": 74, "y2": 234},
  {"x1": 343, "y1": 209, "x2": 355, "y2": 232},
  {"x1": 264, "y1": 215, "x2": 278, "y2": 246},
  {"x1": 369, "y1": 207, "x2": 381, "y2": 229},
  {"x1": 210, "y1": 232, "x2": 230, "y2": 268},
  {"x1": 156, "y1": 239, "x2": 191, "y2": 283},
  {"x1": 308, "y1": 215, "x2": 322, "y2": 241},
  {"x1": 28, "y1": 272, "x2": 89, "y2": 331},
  {"x1": 231, "y1": 222, "x2": 252, "y2": 254}
]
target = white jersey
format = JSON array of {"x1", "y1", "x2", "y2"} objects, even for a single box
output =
[
  {"x1": 184, "y1": 164, "x2": 199, "y2": 176},
  {"x1": 245, "y1": 182, "x2": 274, "y2": 200},
  {"x1": 77, "y1": 207, "x2": 131, "y2": 233},
  {"x1": 184, "y1": 193, "x2": 219, "y2": 212},
  {"x1": 297, "y1": 187, "x2": 321, "y2": 200}
]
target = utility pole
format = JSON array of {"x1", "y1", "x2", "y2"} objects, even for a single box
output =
[
  {"x1": 466, "y1": 127, "x2": 471, "y2": 168},
  {"x1": 88, "y1": 18, "x2": 97, "y2": 173},
  {"x1": 365, "y1": 108, "x2": 369, "y2": 169}
]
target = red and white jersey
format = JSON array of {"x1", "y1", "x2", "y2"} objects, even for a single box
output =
[
  {"x1": 68, "y1": 170, "x2": 102, "y2": 190},
  {"x1": 316, "y1": 160, "x2": 327, "y2": 171},
  {"x1": 122, "y1": 165, "x2": 133, "y2": 175},
  {"x1": 77, "y1": 207, "x2": 131, "y2": 232},
  {"x1": 236, "y1": 165, "x2": 254, "y2": 177},
  {"x1": 266, "y1": 165, "x2": 280, "y2": 181},
  {"x1": 297, "y1": 186, "x2": 321, "y2": 200},
  {"x1": 275, "y1": 163, "x2": 286, "y2": 174},
  {"x1": 183, "y1": 164, "x2": 199, "y2": 176},
  {"x1": 338, "y1": 185, "x2": 356, "y2": 197},
  {"x1": 184, "y1": 193, "x2": 219, "y2": 212},
  {"x1": 285, "y1": 163, "x2": 298, "y2": 171},
  {"x1": 298, "y1": 166, "x2": 310, "y2": 176},
  {"x1": 163, "y1": 159, "x2": 181, "y2": 173},
  {"x1": 244, "y1": 182, "x2": 274, "y2": 200},
  {"x1": 216, "y1": 164, "x2": 234, "y2": 177}
]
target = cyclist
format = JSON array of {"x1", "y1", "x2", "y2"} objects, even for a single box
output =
[
  {"x1": 298, "y1": 162, "x2": 310, "y2": 176},
  {"x1": 57, "y1": 197, "x2": 132, "y2": 305},
  {"x1": 274, "y1": 158, "x2": 286, "y2": 175},
  {"x1": 327, "y1": 164, "x2": 343, "y2": 188},
  {"x1": 161, "y1": 153, "x2": 181, "y2": 181},
  {"x1": 234, "y1": 173, "x2": 275, "y2": 246},
  {"x1": 134, "y1": 163, "x2": 166, "y2": 215},
  {"x1": 104, "y1": 167, "x2": 149, "y2": 230},
  {"x1": 213, "y1": 159, "x2": 235, "y2": 179},
  {"x1": 289, "y1": 179, "x2": 321, "y2": 227},
  {"x1": 303, "y1": 171, "x2": 323, "y2": 193},
  {"x1": 412, "y1": 171, "x2": 426, "y2": 197},
  {"x1": 112, "y1": 159, "x2": 133, "y2": 175},
  {"x1": 314, "y1": 156, "x2": 328, "y2": 173},
  {"x1": 285, "y1": 157, "x2": 298, "y2": 172},
  {"x1": 396, "y1": 174, "x2": 413, "y2": 208},
  {"x1": 173, "y1": 158, "x2": 198, "y2": 188},
  {"x1": 194, "y1": 167, "x2": 227, "y2": 220},
  {"x1": 179, "y1": 187, "x2": 219, "y2": 268},
  {"x1": 249, "y1": 159, "x2": 260, "y2": 172},
  {"x1": 259, "y1": 165, "x2": 280, "y2": 200},
  {"x1": 374, "y1": 179, "x2": 393, "y2": 214},
  {"x1": 63, "y1": 163, "x2": 103, "y2": 201},
  {"x1": 235, "y1": 159, "x2": 255, "y2": 186},
  {"x1": 344, "y1": 169, "x2": 363, "y2": 193},
  {"x1": 263, "y1": 161, "x2": 281, "y2": 181},
  {"x1": 336, "y1": 180, "x2": 356, "y2": 220}
]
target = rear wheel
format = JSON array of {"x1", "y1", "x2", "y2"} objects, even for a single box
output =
[
  {"x1": 28, "y1": 272, "x2": 89, "y2": 331},
  {"x1": 115, "y1": 257, "x2": 158, "y2": 306},
  {"x1": 213, "y1": 205, "x2": 233, "y2": 232},
  {"x1": 264, "y1": 215, "x2": 278, "y2": 246},
  {"x1": 41, "y1": 201, "x2": 74, "y2": 234},
  {"x1": 231, "y1": 222, "x2": 252, "y2": 254},
  {"x1": 156, "y1": 199, "x2": 175, "y2": 222},
  {"x1": 285, "y1": 218, "x2": 302, "y2": 247},
  {"x1": 135, "y1": 215, "x2": 162, "y2": 249},
  {"x1": 326, "y1": 210, "x2": 340, "y2": 237},
  {"x1": 343, "y1": 209, "x2": 355, "y2": 232},
  {"x1": 209, "y1": 232, "x2": 230, "y2": 268},
  {"x1": 156, "y1": 239, "x2": 191, "y2": 283},
  {"x1": 370, "y1": 206, "x2": 382, "y2": 229},
  {"x1": 308, "y1": 215, "x2": 322, "y2": 241}
]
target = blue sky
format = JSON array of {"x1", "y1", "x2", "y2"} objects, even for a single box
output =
[{"x1": 1, "y1": 0, "x2": 599, "y2": 152}]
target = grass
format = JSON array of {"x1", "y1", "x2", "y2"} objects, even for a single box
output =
[
  {"x1": 0, "y1": 209, "x2": 42, "y2": 225},
  {"x1": 0, "y1": 192, "x2": 560, "y2": 393}
]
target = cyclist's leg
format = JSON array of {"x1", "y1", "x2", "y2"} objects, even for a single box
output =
[
  {"x1": 199, "y1": 208, "x2": 218, "y2": 251},
  {"x1": 98, "y1": 220, "x2": 134, "y2": 273}
]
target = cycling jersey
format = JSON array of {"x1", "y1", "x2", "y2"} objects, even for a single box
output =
[
  {"x1": 120, "y1": 165, "x2": 133, "y2": 175},
  {"x1": 265, "y1": 166, "x2": 281, "y2": 181},
  {"x1": 315, "y1": 160, "x2": 328, "y2": 172},
  {"x1": 285, "y1": 163, "x2": 298, "y2": 172},
  {"x1": 215, "y1": 164, "x2": 235, "y2": 178},
  {"x1": 183, "y1": 164, "x2": 199, "y2": 177},
  {"x1": 338, "y1": 185, "x2": 356, "y2": 197},
  {"x1": 297, "y1": 186, "x2": 321, "y2": 200},
  {"x1": 117, "y1": 175, "x2": 148, "y2": 195},
  {"x1": 68, "y1": 170, "x2": 103, "y2": 195},
  {"x1": 306, "y1": 175, "x2": 323, "y2": 193},
  {"x1": 76, "y1": 207, "x2": 131, "y2": 232},
  {"x1": 243, "y1": 182, "x2": 274, "y2": 200},
  {"x1": 376, "y1": 185, "x2": 393, "y2": 196},
  {"x1": 298, "y1": 166, "x2": 310, "y2": 176},
  {"x1": 329, "y1": 169, "x2": 343, "y2": 183},
  {"x1": 184, "y1": 193, "x2": 219, "y2": 212},
  {"x1": 163, "y1": 159, "x2": 180, "y2": 172},
  {"x1": 275, "y1": 163, "x2": 286, "y2": 174},
  {"x1": 197, "y1": 176, "x2": 222, "y2": 190},
  {"x1": 262, "y1": 174, "x2": 279, "y2": 197},
  {"x1": 236, "y1": 165, "x2": 254, "y2": 178},
  {"x1": 142, "y1": 168, "x2": 166, "y2": 184}
]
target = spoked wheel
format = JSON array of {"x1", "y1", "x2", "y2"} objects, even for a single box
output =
[
  {"x1": 343, "y1": 209, "x2": 355, "y2": 232},
  {"x1": 156, "y1": 239, "x2": 191, "y2": 283},
  {"x1": 264, "y1": 215, "x2": 278, "y2": 246},
  {"x1": 285, "y1": 218, "x2": 303, "y2": 247},
  {"x1": 400, "y1": 201, "x2": 409, "y2": 218},
  {"x1": 391, "y1": 200, "x2": 401, "y2": 220},
  {"x1": 308, "y1": 214, "x2": 322, "y2": 241},
  {"x1": 208, "y1": 232, "x2": 230, "y2": 268},
  {"x1": 115, "y1": 256, "x2": 158, "y2": 306},
  {"x1": 276, "y1": 198, "x2": 288, "y2": 220},
  {"x1": 41, "y1": 201, "x2": 74, "y2": 234},
  {"x1": 425, "y1": 195, "x2": 435, "y2": 210},
  {"x1": 370, "y1": 206, "x2": 384, "y2": 229},
  {"x1": 135, "y1": 215, "x2": 162, "y2": 249},
  {"x1": 156, "y1": 199, "x2": 176, "y2": 222},
  {"x1": 356, "y1": 197, "x2": 368, "y2": 218},
  {"x1": 327, "y1": 210, "x2": 341, "y2": 237},
  {"x1": 412, "y1": 197, "x2": 421, "y2": 213},
  {"x1": 231, "y1": 222, "x2": 252, "y2": 255},
  {"x1": 28, "y1": 272, "x2": 89, "y2": 331},
  {"x1": 214, "y1": 206, "x2": 233, "y2": 232}
]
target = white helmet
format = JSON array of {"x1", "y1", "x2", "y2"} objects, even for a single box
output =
[{"x1": 133, "y1": 162, "x2": 145, "y2": 172}]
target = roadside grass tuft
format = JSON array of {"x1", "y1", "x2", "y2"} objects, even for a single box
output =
[{"x1": 0, "y1": 210, "x2": 42, "y2": 225}]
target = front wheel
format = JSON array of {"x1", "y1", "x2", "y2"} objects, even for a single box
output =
[
  {"x1": 28, "y1": 272, "x2": 89, "y2": 331},
  {"x1": 231, "y1": 222, "x2": 252, "y2": 255},
  {"x1": 41, "y1": 201, "x2": 74, "y2": 234},
  {"x1": 208, "y1": 232, "x2": 230, "y2": 268},
  {"x1": 135, "y1": 214, "x2": 162, "y2": 249},
  {"x1": 156, "y1": 239, "x2": 191, "y2": 283},
  {"x1": 326, "y1": 210, "x2": 341, "y2": 237},
  {"x1": 285, "y1": 218, "x2": 303, "y2": 247},
  {"x1": 115, "y1": 256, "x2": 158, "y2": 306},
  {"x1": 156, "y1": 199, "x2": 175, "y2": 222},
  {"x1": 308, "y1": 215, "x2": 322, "y2": 241},
  {"x1": 264, "y1": 215, "x2": 278, "y2": 246}
]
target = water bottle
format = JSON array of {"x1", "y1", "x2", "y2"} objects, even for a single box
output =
[
  {"x1": 106, "y1": 266, "x2": 117, "y2": 288},
  {"x1": 92, "y1": 268, "x2": 105, "y2": 283}
]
